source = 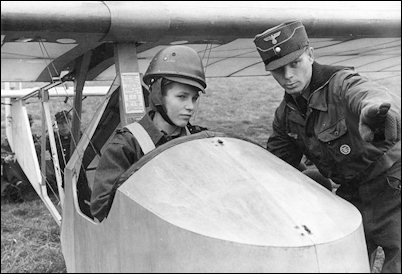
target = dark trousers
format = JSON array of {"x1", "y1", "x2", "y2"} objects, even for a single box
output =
[
  {"x1": 2, "y1": 161, "x2": 28, "y2": 184},
  {"x1": 1, "y1": 161, "x2": 29, "y2": 201},
  {"x1": 337, "y1": 161, "x2": 401, "y2": 273}
]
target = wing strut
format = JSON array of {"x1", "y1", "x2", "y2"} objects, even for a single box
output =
[
  {"x1": 114, "y1": 43, "x2": 146, "y2": 126},
  {"x1": 70, "y1": 51, "x2": 92, "y2": 157},
  {"x1": 39, "y1": 89, "x2": 65, "y2": 211},
  {"x1": 5, "y1": 91, "x2": 62, "y2": 225}
]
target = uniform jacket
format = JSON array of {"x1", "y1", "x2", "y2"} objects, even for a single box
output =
[
  {"x1": 267, "y1": 62, "x2": 401, "y2": 185},
  {"x1": 47, "y1": 133, "x2": 71, "y2": 171},
  {"x1": 90, "y1": 112, "x2": 206, "y2": 221}
]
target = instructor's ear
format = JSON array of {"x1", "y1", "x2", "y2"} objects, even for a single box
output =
[{"x1": 306, "y1": 47, "x2": 315, "y2": 63}]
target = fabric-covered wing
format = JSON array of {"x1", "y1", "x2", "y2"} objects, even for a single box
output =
[
  {"x1": 92, "y1": 37, "x2": 401, "y2": 83},
  {"x1": 1, "y1": 1, "x2": 400, "y2": 84}
]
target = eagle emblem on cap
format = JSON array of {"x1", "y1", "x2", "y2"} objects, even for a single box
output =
[{"x1": 263, "y1": 31, "x2": 281, "y2": 45}]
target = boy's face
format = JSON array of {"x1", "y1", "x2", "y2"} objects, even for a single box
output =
[{"x1": 163, "y1": 82, "x2": 200, "y2": 127}]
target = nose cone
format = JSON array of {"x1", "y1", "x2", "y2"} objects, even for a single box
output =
[
  {"x1": 122, "y1": 136, "x2": 362, "y2": 246},
  {"x1": 114, "y1": 134, "x2": 369, "y2": 272}
]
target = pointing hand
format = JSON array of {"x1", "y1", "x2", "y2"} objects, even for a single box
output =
[{"x1": 359, "y1": 103, "x2": 401, "y2": 142}]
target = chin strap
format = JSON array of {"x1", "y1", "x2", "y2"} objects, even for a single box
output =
[
  {"x1": 155, "y1": 105, "x2": 176, "y2": 126},
  {"x1": 149, "y1": 78, "x2": 176, "y2": 126}
]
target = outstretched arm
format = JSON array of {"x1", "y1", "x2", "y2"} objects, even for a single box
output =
[{"x1": 338, "y1": 70, "x2": 401, "y2": 143}]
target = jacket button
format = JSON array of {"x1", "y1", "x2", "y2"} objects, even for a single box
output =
[{"x1": 334, "y1": 131, "x2": 339, "y2": 135}]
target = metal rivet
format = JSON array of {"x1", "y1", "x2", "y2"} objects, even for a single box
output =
[{"x1": 275, "y1": 47, "x2": 281, "y2": 53}]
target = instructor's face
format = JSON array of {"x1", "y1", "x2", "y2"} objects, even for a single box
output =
[{"x1": 270, "y1": 47, "x2": 314, "y2": 95}]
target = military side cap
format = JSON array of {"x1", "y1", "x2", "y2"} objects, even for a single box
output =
[
  {"x1": 254, "y1": 20, "x2": 309, "y2": 71},
  {"x1": 55, "y1": 110, "x2": 71, "y2": 123}
]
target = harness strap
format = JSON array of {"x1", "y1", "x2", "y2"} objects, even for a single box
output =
[{"x1": 124, "y1": 122, "x2": 156, "y2": 155}]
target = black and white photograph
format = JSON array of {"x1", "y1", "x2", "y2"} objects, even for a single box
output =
[{"x1": 1, "y1": 1, "x2": 400, "y2": 273}]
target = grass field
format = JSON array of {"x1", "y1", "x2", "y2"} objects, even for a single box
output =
[{"x1": 1, "y1": 75, "x2": 399, "y2": 272}]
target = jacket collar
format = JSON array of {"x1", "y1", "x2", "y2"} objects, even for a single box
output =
[
  {"x1": 138, "y1": 111, "x2": 188, "y2": 145},
  {"x1": 306, "y1": 62, "x2": 350, "y2": 111}
]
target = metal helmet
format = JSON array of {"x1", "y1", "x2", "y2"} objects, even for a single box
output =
[{"x1": 143, "y1": 45, "x2": 206, "y2": 92}]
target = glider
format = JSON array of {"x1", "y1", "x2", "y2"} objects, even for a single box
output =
[{"x1": 1, "y1": 1, "x2": 400, "y2": 272}]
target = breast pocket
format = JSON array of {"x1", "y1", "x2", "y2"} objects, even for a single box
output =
[
  {"x1": 287, "y1": 110, "x2": 305, "y2": 141},
  {"x1": 317, "y1": 118, "x2": 353, "y2": 158}
]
